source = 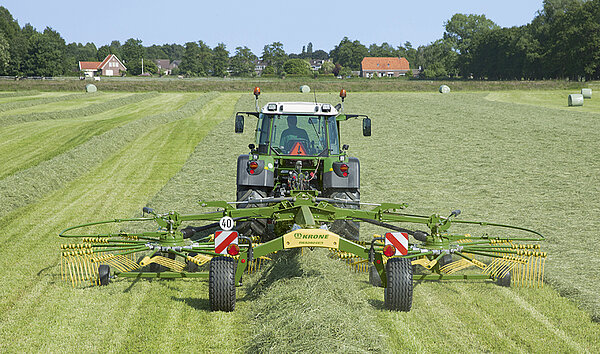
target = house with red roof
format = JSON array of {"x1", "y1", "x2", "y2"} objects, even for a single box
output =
[
  {"x1": 360, "y1": 57, "x2": 410, "y2": 78},
  {"x1": 79, "y1": 54, "x2": 126, "y2": 77}
]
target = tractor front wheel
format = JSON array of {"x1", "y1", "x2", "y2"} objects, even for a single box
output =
[
  {"x1": 209, "y1": 256, "x2": 237, "y2": 312},
  {"x1": 384, "y1": 258, "x2": 413, "y2": 311}
]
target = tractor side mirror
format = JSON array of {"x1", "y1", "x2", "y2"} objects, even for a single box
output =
[
  {"x1": 235, "y1": 114, "x2": 244, "y2": 133},
  {"x1": 362, "y1": 118, "x2": 371, "y2": 136}
]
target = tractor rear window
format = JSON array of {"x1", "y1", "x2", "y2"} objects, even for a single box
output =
[{"x1": 270, "y1": 115, "x2": 328, "y2": 156}]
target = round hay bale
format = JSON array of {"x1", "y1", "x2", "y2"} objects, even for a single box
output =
[
  {"x1": 300, "y1": 85, "x2": 311, "y2": 93},
  {"x1": 581, "y1": 88, "x2": 592, "y2": 99},
  {"x1": 85, "y1": 84, "x2": 97, "y2": 93},
  {"x1": 439, "y1": 85, "x2": 450, "y2": 94},
  {"x1": 568, "y1": 94, "x2": 584, "y2": 107}
]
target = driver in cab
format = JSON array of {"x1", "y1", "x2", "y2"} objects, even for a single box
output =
[{"x1": 280, "y1": 115, "x2": 309, "y2": 153}]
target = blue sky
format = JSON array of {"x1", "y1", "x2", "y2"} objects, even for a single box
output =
[{"x1": 2, "y1": 0, "x2": 543, "y2": 54}]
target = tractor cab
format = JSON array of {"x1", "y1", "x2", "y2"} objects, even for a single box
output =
[{"x1": 255, "y1": 102, "x2": 340, "y2": 157}]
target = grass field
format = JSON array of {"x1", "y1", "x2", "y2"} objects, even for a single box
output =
[{"x1": 0, "y1": 89, "x2": 598, "y2": 352}]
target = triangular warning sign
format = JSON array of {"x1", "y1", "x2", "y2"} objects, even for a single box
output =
[{"x1": 289, "y1": 142, "x2": 307, "y2": 156}]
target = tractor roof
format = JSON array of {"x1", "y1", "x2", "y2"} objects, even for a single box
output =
[{"x1": 261, "y1": 102, "x2": 338, "y2": 116}]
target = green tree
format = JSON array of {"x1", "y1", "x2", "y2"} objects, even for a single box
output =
[
  {"x1": 306, "y1": 42, "x2": 313, "y2": 55},
  {"x1": 23, "y1": 27, "x2": 67, "y2": 76},
  {"x1": 128, "y1": 59, "x2": 158, "y2": 75},
  {"x1": 318, "y1": 61, "x2": 334, "y2": 75},
  {"x1": 146, "y1": 45, "x2": 168, "y2": 59},
  {"x1": 0, "y1": 32, "x2": 9, "y2": 74},
  {"x1": 419, "y1": 39, "x2": 458, "y2": 78},
  {"x1": 230, "y1": 46, "x2": 257, "y2": 76},
  {"x1": 212, "y1": 42, "x2": 229, "y2": 77},
  {"x1": 283, "y1": 58, "x2": 311, "y2": 75},
  {"x1": 261, "y1": 41, "x2": 287, "y2": 74},
  {"x1": 120, "y1": 38, "x2": 144, "y2": 64},
  {"x1": 0, "y1": 6, "x2": 27, "y2": 75},
  {"x1": 368, "y1": 42, "x2": 398, "y2": 57},
  {"x1": 197, "y1": 40, "x2": 213, "y2": 76},
  {"x1": 329, "y1": 37, "x2": 368, "y2": 70},
  {"x1": 311, "y1": 49, "x2": 329, "y2": 60},
  {"x1": 179, "y1": 41, "x2": 201, "y2": 75}
]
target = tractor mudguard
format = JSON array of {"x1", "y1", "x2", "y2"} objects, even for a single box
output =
[
  {"x1": 323, "y1": 157, "x2": 360, "y2": 189},
  {"x1": 237, "y1": 155, "x2": 274, "y2": 188}
]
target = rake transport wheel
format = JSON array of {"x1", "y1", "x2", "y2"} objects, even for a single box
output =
[
  {"x1": 236, "y1": 187, "x2": 274, "y2": 240},
  {"x1": 209, "y1": 256, "x2": 237, "y2": 312},
  {"x1": 98, "y1": 265, "x2": 110, "y2": 286},
  {"x1": 496, "y1": 271, "x2": 511, "y2": 287},
  {"x1": 324, "y1": 189, "x2": 360, "y2": 241},
  {"x1": 369, "y1": 264, "x2": 383, "y2": 287},
  {"x1": 384, "y1": 258, "x2": 413, "y2": 311}
]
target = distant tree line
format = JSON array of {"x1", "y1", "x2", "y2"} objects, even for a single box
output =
[{"x1": 1, "y1": 0, "x2": 599, "y2": 80}]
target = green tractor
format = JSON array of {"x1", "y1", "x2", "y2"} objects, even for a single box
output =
[{"x1": 234, "y1": 88, "x2": 371, "y2": 241}]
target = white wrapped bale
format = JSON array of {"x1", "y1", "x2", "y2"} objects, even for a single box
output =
[
  {"x1": 439, "y1": 85, "x2": 450, "y2": 94},
  {"x1": 581, "y1": 88, "x2": 592, "y2": 99},
  {"x1": 85, "y1": 84, "x2": 97, "y2": 93},
  {"x1": 300, "y1": 85, "x2": 311, "y2": 93},
  {"x1": 568, "y1": 94, "x2": 584, "y2": 106}
]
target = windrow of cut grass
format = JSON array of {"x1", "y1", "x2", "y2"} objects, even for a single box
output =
[
  {"x1": 0, "y1": 92, "x2": 219, "y2": 219},
  {"x1": 0, "y1": 93, "x2": 243, "y2": 353},
  {"x1": 0, "y1": 92, "x2": 85, "y2": 113},
  {"x1": 0, "y1": 93, "x2": 194, "y2": 180},
  {"x1": 0, "y1": 92, "x2": 158, "y2": 126},
  {"x1": 0, "y1": 91, "x2": 40, "y2": 99}
]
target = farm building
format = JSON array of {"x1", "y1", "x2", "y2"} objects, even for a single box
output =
[
  {"x1": 254, "y1": 60, "x2": 268, "y2": 75},
  {"x1": 360, "y1": 57, "x2": 410, "y2": 78},
  {"x1": 78, "y1": 54, "x2": 126, "y2": 77},
  {"x1": 154, "y1": 59, "x2": 180, "y2": 75}
]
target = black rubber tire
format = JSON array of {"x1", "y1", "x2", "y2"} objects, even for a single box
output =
[
  {"x1": 439, "y1": 254, "x2": 453, "y2": 267},
  {"x1": 186, "y1": 252, "x2": 199, "y2": 272},
  {"x1": 98, "y1": 264, "x2": 110, "y2": 286},
  {"x1": 369, "y1": 264, "x2": 383, "y2": 287},
  {"x1": 236, "y1": 187, "x2": 274, "y2": 240},
  {"x1": 209, "y1": 256, "x2": 237, "y2": 312},
  {"x1": 323, "y1": 189, "x2": 360, "y2": 241},
  {"x1": 150, "y1": 252, "x2": 176, "y2": 272},
  {"x1": 496, "y1": 271, "x2": 511, "y2": 287},
  {"x1": 384, "y1": 258, "x2": 413, "y2": 311}
]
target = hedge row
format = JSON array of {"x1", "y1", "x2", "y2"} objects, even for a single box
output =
[
  {"x1": 0, "y1": 92, "x2": 220, "y2": 219},
  {"x1": 0, "y1": 92, "x2": 160, "y2": 127}
]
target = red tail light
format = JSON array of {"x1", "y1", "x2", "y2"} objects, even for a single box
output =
[
  {"x1": 340, "y1": 163, "x2": 349, "y2": 177},
  {"x1": 383, "y1": 244, "x2": 396, "y2": 257},
  {"x1": 249, "y1": 161, "x2": 259, "y2": 169},
  {"x1": 227, "y1": 243, "x2": 240, "y2": 256}
]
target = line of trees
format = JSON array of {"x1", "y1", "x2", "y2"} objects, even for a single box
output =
[{"x1": 1, "y1": 1, "x2": 599, "y2": 80}]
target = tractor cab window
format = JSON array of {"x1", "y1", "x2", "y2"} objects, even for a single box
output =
[
  {"x1": 256, "y1": 114, "x2": 271, "y2": 154},
  {"x1": 269, "y1": 115, "x2": 328, "y2": 156},
  {"x1": 327, "y1": 116, "x2": 340, "y2": 155}
]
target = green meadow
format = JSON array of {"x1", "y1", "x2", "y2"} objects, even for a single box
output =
[{"x1": 0, "y1": 89, "x2": 598, "y2": 352}]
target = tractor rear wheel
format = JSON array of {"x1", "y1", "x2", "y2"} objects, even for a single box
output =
[
  {"x1": 209, "y1": 256, "x2": 237, "y2": 312},
  {"x1": 236, "y1": 187, "x2": 274, "y2": 240},
  {"x1": 324, "y1": 189, "x2": 360, "y2": 241},
  {"x1": 384, "y1": 258, "x2": 413, "y2": 311}
]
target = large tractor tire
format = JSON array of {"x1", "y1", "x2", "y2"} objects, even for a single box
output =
[
  {"x1": 209, "y1": 256, "x2": 236, "y2": 312},
  {"x1": 384, "y1": 257, "x2": 413, "y2": 311},
  {"x1": 236, "y1": 187, "x2": 274, "y2": 240},
  {"x1": 324, "y1": 189, "x2": 360, "y2": 241}
]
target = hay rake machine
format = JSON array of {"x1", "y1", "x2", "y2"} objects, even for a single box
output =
[{"x1": 60, "y1": 191, "x2": 546, "y2": 312}]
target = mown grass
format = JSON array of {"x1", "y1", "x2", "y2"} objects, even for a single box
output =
[
  {"x1": 0, "y1": 92, "x2": 85, "y2": 113},
  {"x1": 0, "y1": 92, "x2": 218, "y2": 219},
  {"x1": 486, "y1": 90, "x2": 600, "y2": 113},
  {"x1": 0, "y1": 92, "x2": 158, "y2": 127},
  {"x1": 0, "y1": 90, "x2": 598, "y2": 352},
  {"x1": 0, "y1": 92, "x2": 243, "y2": 352}
]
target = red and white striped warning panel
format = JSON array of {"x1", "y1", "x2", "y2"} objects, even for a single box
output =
[
  {"x1": 385, "y1": 232, "x2": 408, "y2": 256},
  {"x1": 214, "y1": 230, "x2": 239, "y2": 254}
]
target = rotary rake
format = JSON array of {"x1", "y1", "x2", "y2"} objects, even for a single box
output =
[{"x1": 59, "y1": 191, "x2": 546, "y2": 312}]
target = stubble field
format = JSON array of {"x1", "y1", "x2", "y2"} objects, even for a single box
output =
[{"x1": 0, "y1": 89, "x2": 598, "y2": 352}]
